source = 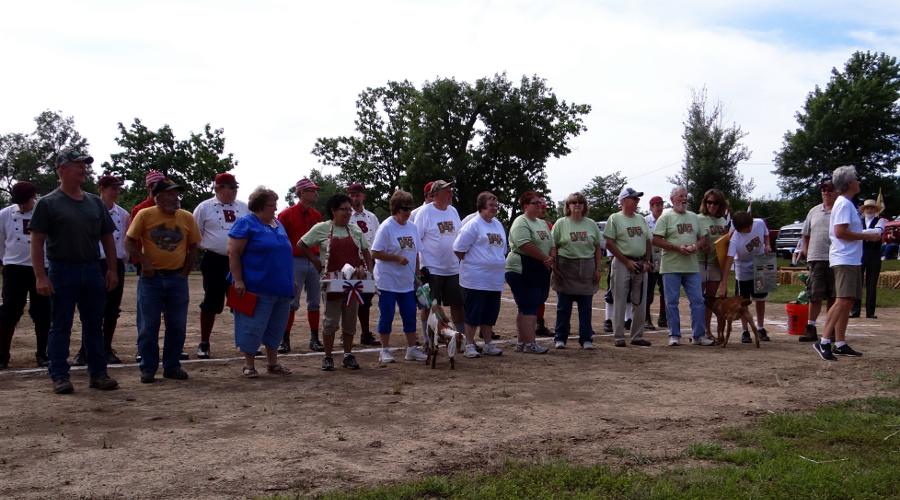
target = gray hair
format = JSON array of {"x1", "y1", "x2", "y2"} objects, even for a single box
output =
[
  {"x1": 670, "y1": 186, "x2": 687, "y2": 197},
  {"x1": 832, "y1": 166, "x2": 857, "y2": 194}
]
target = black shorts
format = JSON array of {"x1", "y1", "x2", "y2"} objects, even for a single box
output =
[
  {"x1": 426, "y1": 274, "x2": 464, "y2": 307},
  {"x1": 735, "y1": 279, "x2": 767, "y2": 301},
  {"x1": 199, "y1": 251, "x2": 230, "y2": 314}
]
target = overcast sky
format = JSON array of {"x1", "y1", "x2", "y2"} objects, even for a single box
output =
[{"x1": 2, "y1": 0, "x2": 899, "y2": 209}]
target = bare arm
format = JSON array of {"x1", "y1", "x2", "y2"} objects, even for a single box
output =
[
  {"x1": 30, "y1": 232, "x2": 52, "y2": 296},
  {"x1": 372, "y1": 250, "x2": 409, "y2": 265},
  {"x1": 100, "y1": 232, "x2": 119, "y2": 291},
  {"x1": 227, "y1": 237, "x2": 248, "y2": 295},
  {"x1": 297, "y1": 241, "x2": 323, "y2": 271},
  {"x1": 834, "y1": 224, "x2": 881, "y2": 242},
  {"x1": 716, "y1": 256, "x2": 735, "y2": 296},
  {"x1": 126, "y1": 235, "x2": 155, "y2": 277},
  {"x1": 182, "y1": 244, "x2": 198, "y2": 277},
  {"x1": 652, "y1": 235, "x2": 693, "y2": 255}
]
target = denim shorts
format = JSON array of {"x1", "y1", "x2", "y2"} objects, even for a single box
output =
[
  {"x1": 234, "y1": 293, "x2": 291, "y2": 353},
  {"x1": 462, "y1": 288, "x2": 501, "y2": 326}
]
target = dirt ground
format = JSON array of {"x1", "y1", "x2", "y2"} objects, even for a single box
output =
[{"x1": 1, "y1": 276, "x2": 898, "y2": 499}]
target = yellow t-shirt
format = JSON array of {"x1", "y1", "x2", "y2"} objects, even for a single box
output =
[{"x1": 127, "y1": 207, "x2": 201, "y2": 270}]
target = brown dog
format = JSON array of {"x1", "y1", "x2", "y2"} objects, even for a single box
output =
[{"x1": 705, "y1": 296, "x2": 760, "y2": 348}]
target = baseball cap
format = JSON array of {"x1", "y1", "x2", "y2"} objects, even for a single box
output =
[
  {"x1": 423, "y1": 181, "x2": 435, "y2": 196},
  {"x1": 429, "y1": 180, "x2": 454, "y2": 195},
  {"x1": 214, "y1": 172, "x2": 238, "y2": 186},
  {"x1": 55, "y1": 147, "x2": 93, "y2": 167},
  {"x1": 295, "y1": 178, "x2": 319, "y2": 192},
  {"x1": 145, "y1": 170, "x2": 165, "y2": 187},
  {"x1": 98, "y1": 175, "x2": 124, "y2": 188},
  {"x1": 649, "y1": 195, "x2": 664, "y2": 205},
  {"x1": 10, "y1": 181, "x2": 37, "y2": 204},
  {"x1": 617, "y1": 186, "x2": 644, "y2": 203},
  {"x1": 347, "y1": 183, "x2": 365, "y2": 193},
  {"x1": 151, "y1": 179, "x2": 180, "y2": 196}
]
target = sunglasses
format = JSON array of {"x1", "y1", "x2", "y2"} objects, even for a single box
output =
[
  {"x1": 704, "y1": 199, "x2": 719, "y2": 205},
  {"x1": 398, "y1": 206, "x2": 413, "y2": 212}
]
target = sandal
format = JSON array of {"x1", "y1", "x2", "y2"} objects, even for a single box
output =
[
  {"x1": 242, "y1": 366, "x2": 258, "y2": 378},
  {"x1": 267, "y1": 364, "x2": 292, "y2": 376}
]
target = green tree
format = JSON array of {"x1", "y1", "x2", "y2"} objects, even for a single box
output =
[
  {"x1": 583, "y1": 171, "x2": 627, "y2": 222},
  {"x1": 1, "y1": 111, "x2": 91, "y2": 204},
  {"x1": 283, "y1": 168, "x2": 342, "y2": 216},
  {"x1": 670, "y1": 88, "x2": 752, "y2": 208},
  {"x1": 101, "y1": 119, "x2": 237, "y2": 211},
  {"x1": 312, "y1": 74, "x2": 591, "y2": 223},
  {"x1": 774, "y1": 51, "x2": 900, "y2": 210}
]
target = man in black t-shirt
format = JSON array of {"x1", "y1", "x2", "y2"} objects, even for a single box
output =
[{"x1": 30, "y1": 148, "x2": 120, "y2": 395}]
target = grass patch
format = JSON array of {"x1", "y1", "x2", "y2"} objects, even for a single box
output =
[{"x1": 275, "y1": 397, "x2": 900, "y2": 500}]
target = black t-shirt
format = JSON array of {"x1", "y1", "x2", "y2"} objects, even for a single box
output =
[{"x1": 30, "y1": 189, "x2": 114, "y2": 262}]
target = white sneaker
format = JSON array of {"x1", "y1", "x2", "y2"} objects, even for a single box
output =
[
  {"x1": 481, "y1": 342, "x2": 503, "y2": 356},
  {"x1": 404, "y1": 346, "x2": 427, "y2": 361},
  {"x1": 379, "y1": 350, "x2": 395, "y2": 363},
  {"x1": 554, "y1": 340, "x2": 566, "y2": 349},
  {"x1": 464, "y1": 343, "x2": 481, "y2": 358},
  {"x1": 581, "y1": 341, "x2": 594, "y2": 350},
  {"x1": 693, "y1": 336, "x2": 715, "y2": 346},
  {"x1": 668, "y1": 337, "x2": 680, "y2": 346},
  {"x1": 522, "y1": 341, "x2": 549, "y2": 354}
]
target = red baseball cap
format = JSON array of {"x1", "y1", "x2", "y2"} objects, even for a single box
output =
[
  {"x1": 214, "y1": 172, "x2": 238, "y2": 186},
  {"x1": 649, "y1": 196, "x2": 664, "y2": 205},
  {"x1": 423, "y1": 181, "x2": 434, "y2": 196}
]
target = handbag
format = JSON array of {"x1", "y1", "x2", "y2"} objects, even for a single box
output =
[{"x1": 227, "y1": 284, "x2": 258, "y2": 316}]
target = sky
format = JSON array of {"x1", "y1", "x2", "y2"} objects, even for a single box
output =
[{"x1": 2, "y1": 0, "x2": 899, "y2": 210}]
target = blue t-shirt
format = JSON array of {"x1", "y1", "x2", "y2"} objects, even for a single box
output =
[{"x1": 228, "y1": 214, "x2": 294, "y2": 298}]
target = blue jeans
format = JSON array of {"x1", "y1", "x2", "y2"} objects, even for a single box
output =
[
  {"x1": 47, "y1": 261, "x2": 107, "y2": 380},
  {"x1": 137, "y1": 274, "x2": 189, "y2": 375},
  {"x1": 234, "y1": 293, "x2": 291, "y2": 354},
  {"x1": 377, "y1": 289, "x2": 418, "y2": 334},
  {"x1": 554, "y1": 292, "x2": 593, "y2": 345},
  {"x1": 662, "y1": 272, "x2": 706, "y2": 339}
]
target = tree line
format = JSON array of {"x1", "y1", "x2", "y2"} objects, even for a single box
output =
[{"x1": 2, "y1": 53, "x2": 898, "y2": 229}]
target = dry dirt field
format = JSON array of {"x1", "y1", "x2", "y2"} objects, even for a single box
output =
[{"x1": 1, "y1": 276, "x2": 898, "y2": 499}]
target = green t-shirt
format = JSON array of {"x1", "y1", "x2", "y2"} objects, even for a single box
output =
[
  {"x1": 300, "y1": 222, "x2": 370, "y2": 270},
  {"x1": 652, "y1": 210, "x2": 703, "y2": 273},
  {"x1": 29, "y1": 189, "x2": 114, "y2": 263},
  {"x1": 505, "y1": 215, "x2": 554, "y2": 273},
  {"x1": 603, "y1": 212, "x2": 650, "y2": 258},
  {"x1": 552, "y1": 216, "x2": 601, "y2": 260},
  {"x1": 697, "y1": 214, "x2": 728, "y2": 268}
]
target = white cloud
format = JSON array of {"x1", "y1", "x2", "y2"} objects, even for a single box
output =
[{"x1": 1, "y1": 0, "x2": 898, "y2": 212}]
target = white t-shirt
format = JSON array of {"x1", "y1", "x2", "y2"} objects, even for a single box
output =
[
  {"x1": 727, "y1": 218, "x2": 769, "y2": 280},
  {"x1": 0, "y1": 205, "x2": 36, "y2": 266},
  {"x1": 416, "y1": 203, "x2": 462, "y2": 276},
  {"x1": 371, "y1": 216, "x2": 421, "y2": 293},
  {"x1": 453, "y1": 216, "x2": 507, "y2": 291},
  {"x1": 349, "y1": 207, "x2": 380, "y2": 246},
  {"x1": 829, "y1": 195, "x2": 863, "y2": 266},
  {"x1": 98, "y1": 203, "x2": 130, "y2": 260},
  {"x1": 193, "y1": 196, "x2": 249, "y2": 255},
  {"x1": 409, "y1": 201, "x2": 430, "y2": 226}
]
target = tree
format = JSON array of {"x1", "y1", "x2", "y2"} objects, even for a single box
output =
[
  {"x1": 312, "y1": 74, "x2": 591, "y2": 223},
  {"x1": 669, "y1": 88, "x2": 752, "y2": 208},
  {"x1": 101, "y1": 119, "x2": 237, "y2": 211},
  {"x1": 774, "y1": 51, "x2": 900, "y2": 210},
  {"x1": 1, "y1": 111, "x2": 91, "y2": 204},
  {"x1": 583, "y1": 171, "x2": 628, "y2": 222}
]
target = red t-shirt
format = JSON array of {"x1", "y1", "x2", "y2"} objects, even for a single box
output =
[{"x1": 277, "y1": 203, "x2": 322, "y2": 257}]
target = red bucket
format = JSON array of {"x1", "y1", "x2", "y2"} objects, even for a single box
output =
[{"x1": 785, "y1": 302, "x2": 809, "y2": 335}]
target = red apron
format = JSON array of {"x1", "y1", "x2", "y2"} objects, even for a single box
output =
[{"x1": 325, "y1": 233, "x2": 363, "y2": 302}]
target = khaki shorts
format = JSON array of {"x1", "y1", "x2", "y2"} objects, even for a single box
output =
[
  {"x1": 322, "y1": 297, "x2": 359, "y2": 336},
  {"x1": 832, "y1": 265, "x2": 862, "y2": 299},
  {"x1": 806, "y1": 261, "x2": 835, "y2": 301}
]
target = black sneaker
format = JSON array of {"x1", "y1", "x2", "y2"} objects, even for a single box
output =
[
  {"x1": 658, "y1": 317, "x2": 668, "y2": 328},
  {"x1": 644, "y1": 321, "x2": 657, "y2": 331},
  {"x1": 492, "y1": 333, "x2": 501, "y2": 340},
  {"x1": 277, "y1": 340, "x2": 291, "y2": 354},
  {"x1": 832, "y1": 344, "x2": 863, "y2": 357},
  {"x1": 342, "y1": 354, "x2": 360, "y2": 370},
  {"x1": 89, "y1": 374, "x2": 119, "y2": 391},
  {"x1": 741, "y1": 331, "x2": 752, "y2": 343},
  {"x1": 35, "y1": 353, "x2": 49, "y2": 367},
  {"x1": 140, "y1": 371, "x2": 156, "y2": 384},
  {"x1": 163, "y1": 368, "x2": 189, "y2": 380},
  {"x1": 179, "y1": 351, "x2": 190, "y2": 360},
  {"x1": 603, "y1": 320, "x2": 613, "y2": 333},
  {"x1": 624, "y1": 319, "x2": 632, "y2": 330},
  {"x1": 72, "y1": 349, "x2": 86, "y2": 367},
  {"x1": 631, "y1": 339, "x2": 652, "y2": 347},
  {"x1": 53, "y1": 378, "x2": 74, "y2": 394},
  {"x1": 866, "y1": 315, "x2": 878, "y2": 319},
  {"x1": 813, "y1": 342, "x2": 837, "y2": 361},
  {"x1": 535, "y1": 323, "x2": 552, "y2": 337},
  {"x1": 321, "y1": 356, "x2": 335, "y2": 371},
  {"x1": 135, "y1": 351, "x2": 142, "y2": 363},
  {"x1": 309, "y1": 338, "x2": 325, "y2": 352},
  {"x1": 196, "y1": 342, "x2": 211, "y2": 359},
  {"x1": 0, "y1": 361, "x2": 8, "y2": 370},
  {"x1": 360, "y1": 331, "x2": 381, "y2": 346},
  {"x1": 758, "y1": 328, "x2": 770, "y2": 342},
  {"x1": 106, "y1": 350, "x2": 122, "y2": 365},
  {"x1": 849, "y1": 312, "x2": 860, "y2": 318},
  {"x1": 799, "y1": 324, "x2": 818, "y2": 343}
]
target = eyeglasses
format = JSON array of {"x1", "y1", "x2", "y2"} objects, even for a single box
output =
[
  {"x1": 704, "y1": 199, "x2": 719, "y2": 205},
  {"x1": 398, "y1": 206, "x2": 413, "y2": 212}
]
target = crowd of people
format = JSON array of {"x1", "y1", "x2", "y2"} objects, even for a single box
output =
[{"x1": 0, "y1": 149, "x2": 884, "y2": 393}]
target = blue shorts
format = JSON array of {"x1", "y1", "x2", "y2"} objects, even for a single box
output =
[
  {"x1": 234, "y1": 293, "x2": 291, "y2": 354},
  {"x1": 462, "y1": 288, "x2": 501, "y2": 327},
  {"x1": 505, "y1": 272, "x2": 549, "y2": 316},
  {"x1": 377, "y1": 289, "x2": 418, "y2": 335}
]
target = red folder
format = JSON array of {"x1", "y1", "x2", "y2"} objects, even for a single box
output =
[{"x1": 227, "y1": 285, "x2": 257, "y2": 316}]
